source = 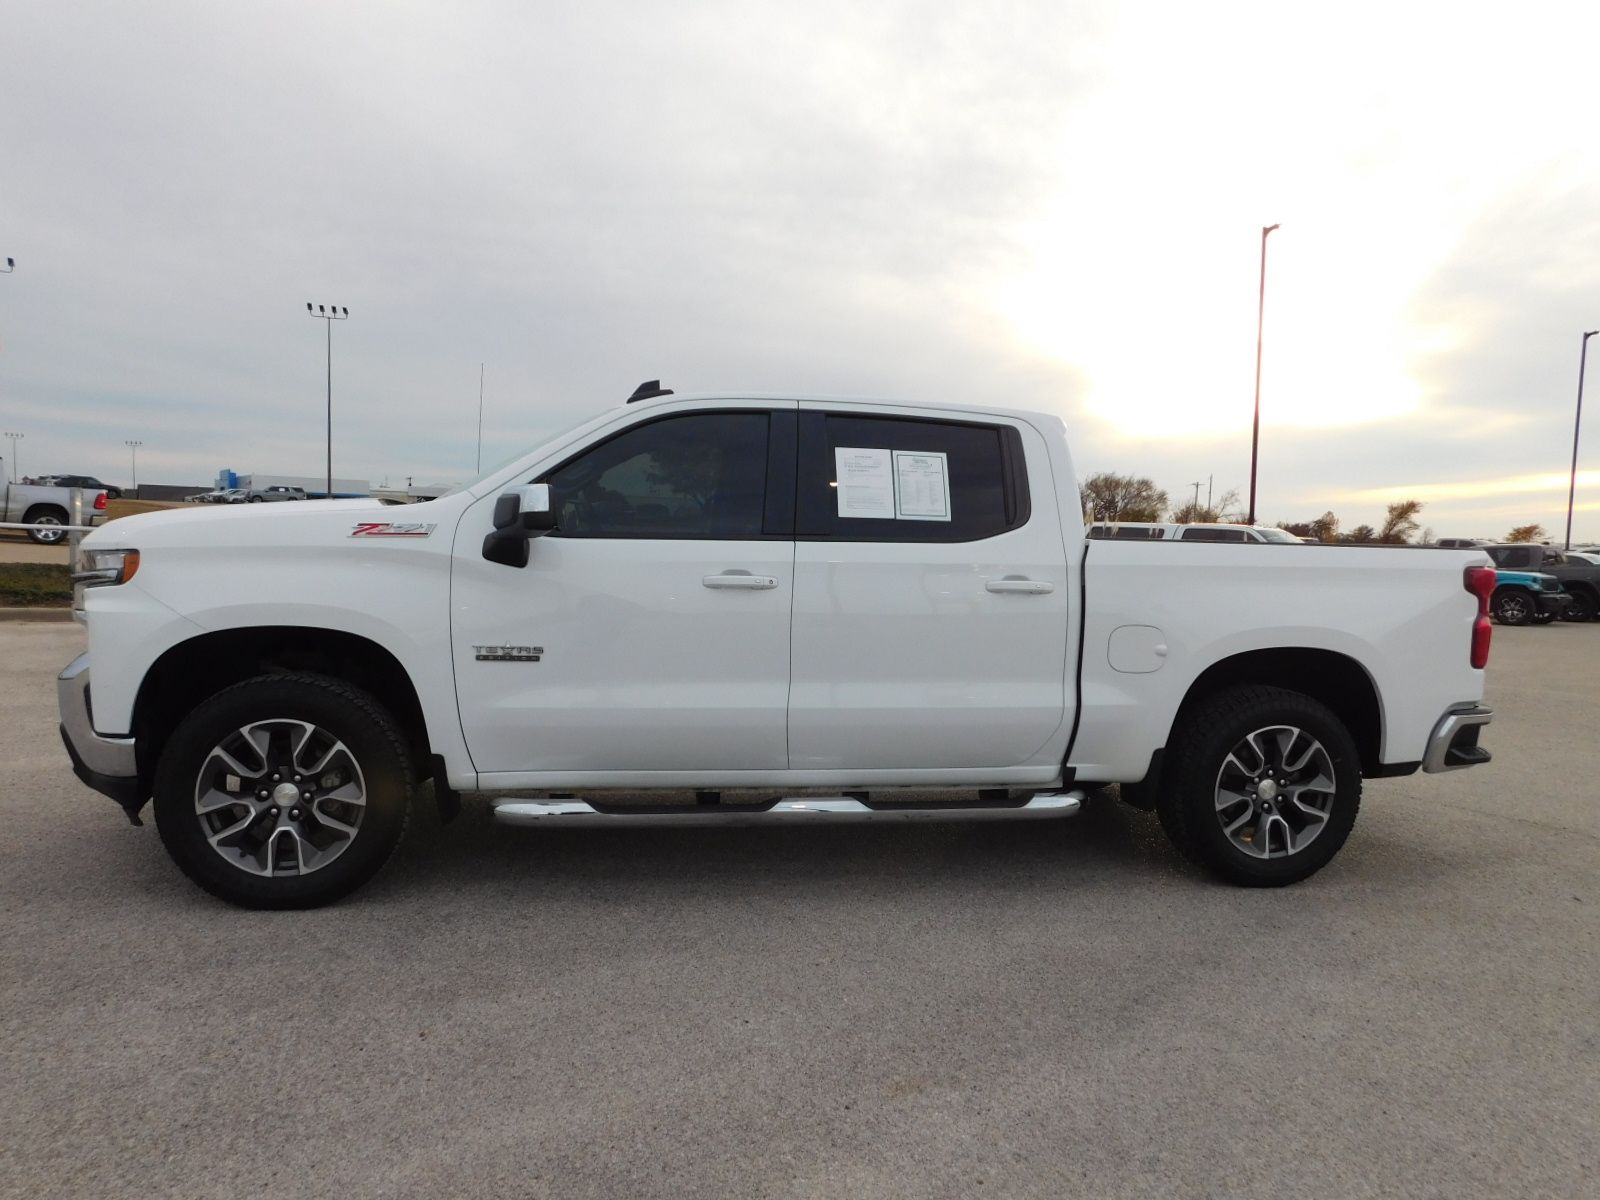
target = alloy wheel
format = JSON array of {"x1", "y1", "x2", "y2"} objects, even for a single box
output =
[
  {"x1": 1213, "y1": 725, "x2": 1337, "y2": 859},
  {"x1": 193, "y1": 719, "x2": 367, "y2": 876}
]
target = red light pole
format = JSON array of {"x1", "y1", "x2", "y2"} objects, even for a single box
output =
[
  {"x1": 1566, "y1": 329, "x2": 1597, "y2": 551},
  {"x1": 1246, "y1": 223, "x2": 1279, "y2": 526}
]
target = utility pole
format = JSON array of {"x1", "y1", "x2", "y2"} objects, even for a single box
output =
[
  {"x1": 477, "y1": 363, "x2": 485, "y2": 474},
  {"x1": 1207, "y1": 475, "x2": 1213, "y2": 511},
  {"x1": 306, "y1": 303, "x2": 350, "y2": 498},
  {"x1": 1189, "y1": 481, "x2": 1202, "y2": 515},
  {"x1": 1247, "y1": 223, "x2": 1280, "y2": 525},
  {"x1": 124, "y1": 440, "x2": 143, "y2": 491},
  {"x1": 1567, "y1": 330, "x2": 1598, "y2": 550}
]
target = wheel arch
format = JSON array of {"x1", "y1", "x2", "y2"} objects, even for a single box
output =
[
  {"x1": 1169, "y1": 647, "x2": 1384, "y2": 777},
  {"x1": 134, "y1": 626, "x2": 434, "y2": 796}
]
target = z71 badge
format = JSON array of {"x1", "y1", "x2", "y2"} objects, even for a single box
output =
[{"x1": 350, "y1": 522, "x2": 436, "y2": 538}]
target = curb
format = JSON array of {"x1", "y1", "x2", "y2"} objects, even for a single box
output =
[{"x1": 0, "y1": 607, "x2": 75, "y2": 622}]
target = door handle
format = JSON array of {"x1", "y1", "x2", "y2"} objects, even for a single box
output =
[
  {"x1": 703, "y1": 572, "x2": 779, "y2": 590},
  {"x1": 985, "y1": 577, "x2": 1054, "y2": 595}
]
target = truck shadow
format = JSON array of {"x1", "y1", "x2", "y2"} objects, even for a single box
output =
[{"x1": 374, "y1": 790, "x2": 1200, "y2": 903}]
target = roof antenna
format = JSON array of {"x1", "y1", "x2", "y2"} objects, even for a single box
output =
[{"x1": 627, "y1": 380, "x2": 674, "y2": 403}]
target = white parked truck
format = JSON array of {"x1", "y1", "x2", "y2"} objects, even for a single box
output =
[
  {"x1": 2, "y1": 458, "x2": 109, "y2": 543},
  {"x1": 58, "y1": 390, "x2": 1497, "y2": 907}
]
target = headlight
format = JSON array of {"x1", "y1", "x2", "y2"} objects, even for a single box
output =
[{"x1": 72, "y1": 548, "x2": 140, "y2": 588}]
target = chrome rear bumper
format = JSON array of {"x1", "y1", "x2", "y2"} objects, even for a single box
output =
[{"x1": 1422, "y1": 704, "x2": 1493, "y2": 773}]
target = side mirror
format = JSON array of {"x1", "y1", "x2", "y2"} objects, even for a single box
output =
[{"x1": 483, "y1": 484, "x2": 558, "y2": 567}]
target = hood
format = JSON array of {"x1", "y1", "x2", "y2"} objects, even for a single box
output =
[{"x1": 80, "y1": 497, "x2": 445, "y2": 551}]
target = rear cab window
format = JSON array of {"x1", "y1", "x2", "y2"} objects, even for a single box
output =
[{"x1": 796, "y1": 412, "x2": 1029, "y2": 542}]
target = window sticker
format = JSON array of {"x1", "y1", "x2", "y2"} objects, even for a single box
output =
[
  {"x1": 834, "y1": 447, "x2": 895, "y2": 518},
  {"x1": 892, "y1": 450, "x2": 951, "y2": 521}
]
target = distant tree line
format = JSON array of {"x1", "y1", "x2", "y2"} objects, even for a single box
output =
[{"x1": 1081, "y1": 471, "x2": 1555, "y2": 546}]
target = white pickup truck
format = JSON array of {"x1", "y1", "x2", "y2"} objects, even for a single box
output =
[
  {"x1": 58, "y1": 390, "x2": 1497, "y2": 908},
  {"x1": 2, "y1": 459, "x2": 109, "y2": 543}
]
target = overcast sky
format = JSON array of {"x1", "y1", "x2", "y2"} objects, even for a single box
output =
[{"x1": 3, "y1": 0, "x2": 1598, "y2": 539}]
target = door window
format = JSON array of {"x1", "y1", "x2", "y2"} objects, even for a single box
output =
[
  {"x1": 1495, "y1": 546, "x2": 1533, "y2": 568},
  {"x1": 796, "y1": 413, "x2": 1027, "y2": 542},
  {"x1": 542, "y1": 412, "x2": 777, "y2": 539}
]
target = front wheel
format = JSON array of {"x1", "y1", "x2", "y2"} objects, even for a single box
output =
[
  {"x1": 152, "y1": 674, "x2": 413, "y2": 909},
  {"x1": 1492, "y1": 588, "x2": 1534, "y2": 626},
  {"x1": 1156, "y1": 685, "x2": 1362, "y2": 887},
  {"x1": 1560, "y1": 591, "x2": 1597, "y2": 623}
]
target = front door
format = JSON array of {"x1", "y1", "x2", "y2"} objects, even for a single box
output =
[
  {"x1": 452, "y1": 405, "x2": 797, "y2": 778},
  {"x1": 787, "y1": 407, "x2": 1071, "y2": 771}
]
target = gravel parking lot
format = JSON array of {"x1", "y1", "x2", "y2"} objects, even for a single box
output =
[{"x1": 2, "y1": 621, "x2": 1594, "y2": 1199}]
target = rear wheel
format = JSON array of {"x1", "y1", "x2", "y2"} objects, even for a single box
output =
[
  {"x1": 1492, "y1": 587, "x2": 1534, "y2": 626},
  {"x1": 153, "y1": 674, "x2": 412, "y2": 909},
  {"x1": 22, "y1": 505, "x2": 67, "y2": 544},
  {"x1": 1156, "y1": 685, "x2": 1362, "y2": 887}
]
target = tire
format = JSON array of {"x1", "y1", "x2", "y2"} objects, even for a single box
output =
[
  {"x1": 1560, "y1": 590, "x2": 1597, "y2": 623},
  {"x1": 22, "y1": 505, "x2": 68, "y2": 544},
  {"x1": 1492, "y1": 587, "x2": 1534, "y2": 626},
  {"x1": 248, "y1": 496, "x2": 264, "y2": 503},
  {"x1": 1156, "y1": 685, "x2": 1362, "y2": 887},
  {"x1": 152, "y1": 673, "x2": 413, "y2": 909}
]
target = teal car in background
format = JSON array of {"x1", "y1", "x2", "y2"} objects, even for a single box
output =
[{"x1": 1491, "y1": 569, "x2": 1572, "y2": 626}]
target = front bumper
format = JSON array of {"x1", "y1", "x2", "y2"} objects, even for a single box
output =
[
  {"x1": 1422, "y1": 704, "x2": 1493, "y2": 773},
  {"x1": 57, "y1": 653, "x2": 143, "y2": 821}
]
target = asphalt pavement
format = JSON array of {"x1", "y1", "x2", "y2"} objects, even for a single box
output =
[{"x1": 1, "y1": 621, "x2": 1594, "y2": 1199}]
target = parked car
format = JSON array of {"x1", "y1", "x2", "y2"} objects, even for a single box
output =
[
  {"x1": 60, "y1": 388, "x2": 1494, "y2": 908},
  {"x1": 1488, "y1": 568, "x2": 1571, "y2": 625},
  {"x1": 36, "y1": 474, "x2": 123, "y2": 500},
  {"x1": 1568, "y1": 551, "x2": 1600, "y2": 568},
  {"x1": 1484, "y1": 544, "x2": 1600, "y2": 622},
  {"x1": 241, "y1": 485, "x2": 307, "y2": 503},
  {"x1": 1087, "y1": 521, "x2": 1305, "y2": 543},
  {"x1": 2, "y1": 458, "x2": 109, "y2": 543}
]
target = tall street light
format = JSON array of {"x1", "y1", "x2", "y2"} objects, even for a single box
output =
[
  {"x1": 1565, "y1": 330, "x2": 1598, "y2": 551},
  {"x1": 125, "y1": 440, "x2": 143, "y2": 492},
  {"x1": 306, "y1": 303, "x2": 349, "y2": 498},
  {"x1": 1247, "y1": 223, "x2": 1280, "y2": 526},
  {"x1": 4, "y1": 431, "x2": 22, "y2": 479}
]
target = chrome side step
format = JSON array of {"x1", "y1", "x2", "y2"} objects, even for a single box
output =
[{"x1": 490, "y1": 790, "x2": 1084, "y2": 828}]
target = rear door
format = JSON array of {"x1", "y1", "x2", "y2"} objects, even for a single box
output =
[{"x1": 786, "y1": 407, "x2": 1071, "y2": 770}]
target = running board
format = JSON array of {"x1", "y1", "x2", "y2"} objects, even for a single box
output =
[{"x1": 490, "y1": 791, "x2": 1084, "y2": 828}]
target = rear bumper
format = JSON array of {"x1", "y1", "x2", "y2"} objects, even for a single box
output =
[
  {"x1": 1422, "y1": 704, "x2": 1493, "y2": 773},
  {"x1": 57, "y1": 653, "x2": 143, "y2": 818}
]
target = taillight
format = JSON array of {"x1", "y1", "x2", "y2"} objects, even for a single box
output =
[
  {"x1": 93, "y1": 491, "x2": 108, "y2": 510},
  {"x1": 1464, "y1": 566, "x2": 1494, "y2": 669}
]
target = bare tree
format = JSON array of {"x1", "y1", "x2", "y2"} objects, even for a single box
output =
[
  {"x1": 1080, "y1": 472, "x2": 1168, "y2": 522},
  {"x1": 1379, "y1": 499, "x2": 1424, "y2": 545},
  {"x1": 1505, "y1": 523, "x2": 1547, "y2": 543},
  {"x1": 1170, "y1": 488, "x2": 1242, "y2": 525}
]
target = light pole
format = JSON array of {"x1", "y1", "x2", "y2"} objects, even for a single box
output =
[
  {"x1": 306, "y1": 303, "x2": 349, "y2": 498},
  {"x1": 3, "y1": 431, "x2": 22, "y2": 479},
  {"x1": 124, "y1": 440, "x2": 143, "y2": 492},
  {"x1": 1247, "y1": 223, "x2": 1280, "y2": 526},
  {"x1": 1565, "y1": 330, "x2": 1598, "y2": 551}
]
